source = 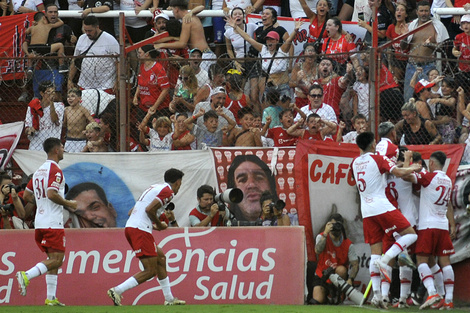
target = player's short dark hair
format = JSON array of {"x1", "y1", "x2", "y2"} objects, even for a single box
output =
[
  {"x1": 356, "y1": 132, "x2": 375, "y2": 151},
  {"x1": 43, "y1": 137, "x2": 62, "y2": 154},
  {"x1": 169, "y1": 0, "x2": 188, "y2": 9},
  {"x1": 197, "y1": 184, "x2": 215, "y2": 199},
  {"x1": 397, "y1": 146, "x2": 409, "y2": 162},
  {"x1": 238, "y1": 107, "x2": 254, "y2": 120},
  {"x1": 164, "y1": 168, "x2": 184, "y2": 184},
  {"x1": 203, "y1": 110, "x2": 218, "y2": 122},
  {"x1": 83, "y1": 15, "x2": 99, "y2": 27},
  {"x1": 430, "y1": 151, "x2": 446, "y2": 167},
  {"x1": 65, "y1": 182, "x2": 109, "y2": 205},
  {"x1": 378, "y1": 121, "x2": 395, "y2": 138}
]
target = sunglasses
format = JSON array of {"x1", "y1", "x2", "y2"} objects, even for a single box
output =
[
  {"x1": 309, "y1": 94, "x2": 322, "y2": 98},
  {"x1": 179, "y1": 76, "x2": 190, "y2": 81}
]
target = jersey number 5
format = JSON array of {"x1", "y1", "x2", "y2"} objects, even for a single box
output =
[{"x1": 357, "y1": 172, "x2": 366, "y2": 192}]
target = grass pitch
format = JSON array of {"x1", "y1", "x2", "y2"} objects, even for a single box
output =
[{"x1": 2, "y1": 304, "x2": 470, "y2": 313}]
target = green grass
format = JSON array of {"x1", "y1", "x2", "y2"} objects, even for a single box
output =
[{"x1": 1, "y1": 304, "x2": 470, "y2": 313}]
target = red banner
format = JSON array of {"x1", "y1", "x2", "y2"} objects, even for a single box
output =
[
  {"x1": 0, "y1": 13, "x2": 34, "y2": 81},
  {"x1": 294, "y1": 141, "x2": 465, "y2": 261},
  {"x1": 0, "y1": 227, "x2": 305, "y2": 306}
]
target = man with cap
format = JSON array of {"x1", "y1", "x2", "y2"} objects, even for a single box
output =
[
  {"x1": 376, "y1": 121, "x2": 399, "y2": 162},
  {"x1": 401, "y1": 0, "x2": 449, "y2": 102},
  {"x1": 154, "y1": 0, "x2": 216, "y2": 72},
  {"x1": 192, "y1": 86, "x2": 235, "y2": 131}
]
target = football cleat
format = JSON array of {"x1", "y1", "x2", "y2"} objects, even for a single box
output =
[
  {"x1": 375, "y1": 259, "x2": 391, "y2": 283},
  {"x1": 107, "y1": 288, "x2": 122, "y2": 306},
  {"x1": 398, "y1": 252, "x2": 416, "y2": 269},
  {"x1": 45, "y1": 298, "x2": 65, "y2": 306},
  {"x1": 164, "y1": 297, "x2": 186, "y2": 305},
  {"x1": 440, "y1": 302, "x2": 454, "y2": 310},
  {"x1": 419, "y1": 294, "x2": 441, "y2": 310},
  {"x1": 16, "y1": 271, "x2": 29, "y2": 296}
]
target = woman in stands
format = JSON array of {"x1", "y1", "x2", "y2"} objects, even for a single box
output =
[
  {"x1": 300, "y1": 0, "x2": 330, "y2": 47},
  {"x1": 226, "y1": 17, "x2": 302, "y2": 103},
  {"x1": 225, "y1": 72, "x2": 251, "y2": 124},
  {"x1": 291, "y1": 42, "x2": 319, "y2": 109},
  {"x1": 170, "y1": 65, "x2": 198, "y2": 115},
  {"x1": 321, "y1": 17, "x2": 356, "y2": 75},
  {"x1": 386, "y1": 3, "x2": 409, "y2": 83}
]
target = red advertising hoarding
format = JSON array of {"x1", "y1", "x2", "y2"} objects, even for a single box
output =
[{"x1": 0, "y1": 227, "x2": 305, "y2": 306}]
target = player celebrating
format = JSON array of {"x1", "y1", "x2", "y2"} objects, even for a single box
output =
[
  {"x1": 16, "y1": 138, "x2": 78, "y2": 306},
  {"x1": 411, "y1": 151, "x2": 456, "y2": 310},
  {"x1": 107, "y1": 168, "x2": 186, "y2": 306},
  {"x1": 351, "y1": 132, "x2": 421, "y2": 308}
]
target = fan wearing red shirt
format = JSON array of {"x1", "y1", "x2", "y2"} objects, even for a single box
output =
[
  {"x1": 321, "y1": 17, "x2": 356, "y2": 73},
  {"x1": 266, "y1": 109, "x2": 299, "y2": 147}
]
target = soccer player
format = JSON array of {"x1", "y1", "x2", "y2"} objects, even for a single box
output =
[
  {"x1": 16, "y1": 137, "x2": 78, "y2": 306},
  {"x1": 411, "y1": 151, "x2": 456, "y2": 310},
  {"x1": 107, "y1": 168, "x2": 186, "y2": 306},
  {"x1": 351, "y1": 132, "x2": 421, "y2": 309}
]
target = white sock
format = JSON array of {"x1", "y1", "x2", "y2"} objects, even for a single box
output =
[
  {"x1": 442, "y1": 265, "x2": 454, "y2": 303},
  {"x1": 383, "y1": 234, "x2": 417, "y2": 263},
  {"x1": 25, "y1": 262, "x2": 48, "y2": 280},
  {"x1": 158, "y1": 277, "x2": 174, "y2": 302},
  {"x1": 381, "y1": 264, "x2": 392, "y2": 300},
  {"x1": 370, "y1": 254, "x2": 382, "y2": 295},
  {"x1": 418, "y1": 263, "x2": 437, "y2": 295},
  {"x1": 114, "y1": 277, "x2": 139, "y2": 295},
  {"x1": 431, "y1": 264, "x2": 444, "y2": 297},
  {"x1": 399, "y1": 266, "x2": 413, "y2": 299},
  {"x1": 46, "y1": 274, "x2": 58, "y2": 300}
]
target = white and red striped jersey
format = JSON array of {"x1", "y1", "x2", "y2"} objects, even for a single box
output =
[
  {"x1": 351, "y1": 152, "x2": 397, "y2": 218},
  {"x1": 413, "y1": 170, "x2": 452, "y2": 231},
  {"x1": 126, "y1": 183, "x2": 174, "y2": 233},
  {"x1": 376, "y1": 137, "x2": 399, "y2": 163},
  {"x1": 26, "y1": 160, "x2": 66, "y2": 229},
  {"x1": 387, "y1": 176, "x2": 418, "y2": 227}
]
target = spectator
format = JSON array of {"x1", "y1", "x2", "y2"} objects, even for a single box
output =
[
  {"x1": 291, "y1": 43, "x2": 319, "y2": 110},
  {"x1": 287, "y1": 113, "x2": 337, "y2": 141},
  {"x1": 184, "y1": 108, "x2": 236, "y2": 149},
  {"x1": 351, "y1": 65, "x2": 369, "y2": 120},
  {"x1": 401, "y1": 0, "x2": 449, "y2": 102},
  {"x1": 82, "y1": 122, "x2": 108, "y2": 152},
  {"x1": 359, "y1": 0, "x2": 393, "y2": 46},
  {"x1": 25, "y1": 81, "x2": 64, "y2": 151},
  {"x1": 441, "y1": 0, "x2": 469, "y2": 39},
  {"x1": 228, "y1": 107, "x2": 263, "y2": 147},
  {"x1": 413, "y1": 79, "x2": 436, "y2": 120},
  {"x1": 386, "y1": 3, "x2": 410, "y2": 83},
  {"x1": 133, "y1": 45, "x2": 171, "y2": 122},
  {"x1": 121, "y1": 0, "x2": 152, "y2": 43},
  {"x1": 245, "y1": 7, "x2": 290, "y2": 113},
  {"x1": 321, "y1": 17, "x2": 356, "y2": 75},
  {"x1": 300, "y1": 0, "x2": 330, "y2": 47},
  {"x1": 262, "y1": 88, "x2": 282, "y2": 129},
  {"x1": 99, "y1": 113, "x2": 117, "y2": 151},
  {"x1": 63, "y1": 88, "x2": 94, "y2": 153},
  {"x1": 154, "y1": 0, "x2": 216, "y2": 72},
  {"x1": 184, "y1": 48, "x2": 209, "y2": 89},
  {"x1": 11, "y1": 0, "x2": 44, "y2": 14},
  {"x1": 0, "y1": 172, "x2": 26, "y2": 229},
  {"x1": 430, "y1": 77, "x2": 458, "y2": 144},
  {"x1": 222, "y1": 0, "x2": 259, "y2": 14},
  {"x1": 81, "y1": 0, "x2": 115, "y2": 36},
  {"x1": 194, "y1": 63, "x2": 225, "y2": 105},
  {"x1": 138, "y1": 108, "x2": 173, "y2": 152},
  {"x1": 265, "y1": 109, "x2": 299, "y2": 147},
  {"x1": 193, "y1": 86, "x2": 236, "y2": 131},
  {"x1": 336, "y1": 113, "x2": 368, "y2": 143},
  {"x1": 314, "y1": 58, "x2": 354, "y2": 119},
  {"x1": 226, "y1": 17, "x2": 302, "y2": 100},
  {"x1": 170, "y1": 65, "x2": 198, "y2": 114},
  {"x1": 259, "y1": 191, "x2": 290, "y2": 226},
  {"x1": 225, "y1": 73, "x2": 251, "y2": 124},
  {"x1": 395, "y1": 98, "x2": 442, "y2": 145},
  {"x1": 227, "y1": 154, "x2": 277, "y2": 223},
  {"x1": 68, "y1": 15, "x2": 119, "y2": 94},
  {"x1": 189, "y1": 185, "x2": 229, "y2": 226},
  {"x1": 310, "y1": 213, "x2": 359, "y2": 304},
  {"x1": 453, "y1": 14, "x2": 470, "y2": 91},
  {"x1": 224, "y1": 7, "x2": 258, "y2": 77},
  {"x1": 170, "y1": 112, "x2": 195, "y2": 150}
]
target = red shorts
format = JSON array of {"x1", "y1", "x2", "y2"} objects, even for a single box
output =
[
  {"x1": 415, "y1": 228, "x2": 455, "y2": 256},
  {"x1": 125, "y1": 227, "x2": 158, "y2": 258},
  {"x1": 35, "y1": 228, "x2": 66, "y2": 253},
  {"x1": 363, "y1": 210, "x2": 411, "y2": 245}
]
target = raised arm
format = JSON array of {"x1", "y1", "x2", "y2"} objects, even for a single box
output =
[
  {"x1": 226, "y1": 16, "x2": 263, "y2": 51},
  {"x1": 299, "y1": 0, "x2": 316, "y2": 20},
  {"x1": 280, "y1": 20, "x2": 303, "y2": 53},
  {"x1": 287, "y1": 119, "x2": 305, "y2": 137}
]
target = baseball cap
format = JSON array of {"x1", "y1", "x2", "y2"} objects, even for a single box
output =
[
  {"x1": 153, "y1": 10, "x2": 169, "y2": 22},
  {"x1": 461, "y1": 14, "x2": 470, "y2": 24},
  {"x1": 210, "y1": 86, "x2": 226, "y2": 97},
  {"x1": 414, "y1": 79, "x2": 435, "y2": 94},
  {"x1": 266, "y1": 31, "x2": 280, "y2": 41},
  {"x1": 378, "y1": 121, "x2": 395, "y2": 137},
  {"x1": 190, "y1": 48, "x2": 203, "y2": 56}
]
